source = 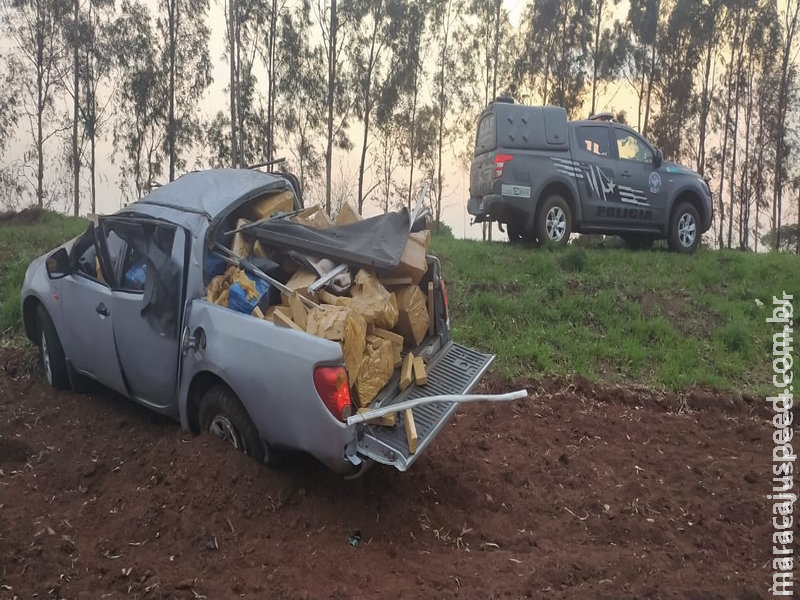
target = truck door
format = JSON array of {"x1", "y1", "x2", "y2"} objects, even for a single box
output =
[
  {"x1": 59, "y1": 225, "x2": 127, "y2": 396},
  {"x1": 567, "y1": 124, "x2": 622, "y2": 223},
  {"x1": 97, "y1": 216, "x2": 188, "y2": 411},
  {"x1": 612, "y1": 127, "x2": 664, "y2": 225}
]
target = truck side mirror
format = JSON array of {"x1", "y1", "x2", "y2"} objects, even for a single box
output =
[
  {"x1": 654, "y1": 149, "x2": 663, "y2": 168},
  {"x1": 45, "y1": 248, "x2": 71, "y2": 279}
]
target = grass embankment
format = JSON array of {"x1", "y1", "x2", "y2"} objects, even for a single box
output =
[
  {"x1": 0, "y1": 210, "x2": 88, "y2": 335},
  {"x1": 1, "y1": 210, "x2": 797, "y2": 396},
  {"x1": 432, "y1": 236, "x2": 799, "y2": 397}
]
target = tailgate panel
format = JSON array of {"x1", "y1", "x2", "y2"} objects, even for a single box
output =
[{"x1": 357, "y1": 342, "x2": 493, "y2": 471}]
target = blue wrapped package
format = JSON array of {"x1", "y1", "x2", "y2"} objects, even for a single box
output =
[
  {"x1": 228, "y1": 272, "x2": 271, "y2": 314},
  {"x1": 123, "y1": 258, "x2": 147, "y2": 290}
]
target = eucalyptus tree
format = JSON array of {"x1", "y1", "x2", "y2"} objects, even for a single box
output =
[
  {"x1": 2, "y1": 0, "x2": 69, "y2": 207},
  {"x1": 158, "y1": 0, "x2": 212, "y2": 181}
]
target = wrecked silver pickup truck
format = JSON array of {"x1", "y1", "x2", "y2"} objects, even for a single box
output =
[{"x1": 21, "y1": 169, "x2": 515, "y2": 475}]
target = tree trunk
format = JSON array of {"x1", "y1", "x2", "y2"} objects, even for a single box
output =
[
  {"x1": 716, "y1": 10, "x2": 739, "y2": 248},
  {"x1": 772, "y1": 0, "x2": 800, "y2": 250},
  {"x1": 590, "y1": 0, "x2": 603, "y2": 116},
  {"x1": 727, "y1": 11, "x2": 747, "y2": 249},
  {"x1": 407, "y1": 68, "x2": 418, "y2": 210},
  {"x1": 642, "y1": 30, "x2": 657, "y2": 136},
  {"x1": 72, "y1": 0, "x2": 80, "y2": 216},
  {"x1": 325, "y1": 0, "x2": 337, "y2": 214},
  {"x1": 228, "y1": 0, "x2": 238, "y2": 167},
  {"x1": 267, "y1": 0, "x2": 277, "y2": 167},
  {"x1": 168, "y1": 0, "x2": 177, "y2": 181},
  {"x1": 697, "y1": 8, "x2": 715, "y2": 176},
  {"x1": 357, "y1": 11, "x2": 379, "y2": 214}
]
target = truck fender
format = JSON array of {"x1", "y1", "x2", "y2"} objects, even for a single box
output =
[
  {"x1": 526, "y1": 175, "x2": 583, "y2": 231},
  {"x1": 665, "y1": 185, "x2": 709, "y2": 234}
]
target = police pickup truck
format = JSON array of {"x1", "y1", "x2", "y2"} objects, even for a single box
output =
[{"x1": 467, "y1": 100, "x2": 712, "y2": 253}]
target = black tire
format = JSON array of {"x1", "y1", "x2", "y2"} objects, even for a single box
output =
[
  {"x1": 622, "y1": 234, "x2": 655, "y2": 250},
  {"x1": 36, "y1": 304, "x2": 70, "y2": 390},
  {"x1": 668, "y1": 202, "x2": 701, "y2": 254},
  {"x1": 535, "y1": 195, "x2": 572, "y2": 247},
  {"x1": 199, "y1": 383, "x2": 274, "y2": 464}
]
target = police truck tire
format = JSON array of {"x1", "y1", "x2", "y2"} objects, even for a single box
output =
[
  {"x1": 535, "y1": 195, "x2": 572, "y2": 246},
  {"x1": 668, "y1": 203, "x2": 700, "y2": 254}
]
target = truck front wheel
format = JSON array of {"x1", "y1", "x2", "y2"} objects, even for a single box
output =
[
  {"x1": 668, "y1": 203, "x2": 700, "y2": 254},
  {"x1": 535, "y1": 195, "x2": 572, "y2": 246}
]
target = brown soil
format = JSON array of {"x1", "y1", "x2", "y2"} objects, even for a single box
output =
[{"x1": 0, "y1": 349, "x2": 773, "y2": 599}]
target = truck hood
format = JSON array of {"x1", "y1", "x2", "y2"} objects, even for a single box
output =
[{"x1": 662, "y1": 161, "x2": 701, "y2": 178}]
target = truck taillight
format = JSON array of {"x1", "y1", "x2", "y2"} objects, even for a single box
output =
[
  {"x1": 441, "y1": 279, "x2": 449, "y2": 313},
  {"x1": 314, "y1": 366, "x2": 352, "y2": 422},
  {"x1": 493, "y1": 154, "x2": 514, "y2": 179}
]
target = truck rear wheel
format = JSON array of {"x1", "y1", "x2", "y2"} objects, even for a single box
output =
[
  {"x1": 199, "y1": 383, "x2": 279, "y2": 465},
  {"x1": 535, "y1": 195, "x2": 572, "y2": 246},
  {"x1": 668, "y1": 203, "x2": 700, "y2": 254}
]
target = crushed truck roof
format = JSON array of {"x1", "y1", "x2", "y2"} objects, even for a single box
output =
[{"x1": 130, "y1": 169, "x2": 290, "y2": 221}]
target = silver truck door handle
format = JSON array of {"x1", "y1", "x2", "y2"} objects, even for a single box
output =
[
  {"x1": 620, "y1": 170, "x2": 631, "y2": 177},
  {"x1": 96, "y1": 302, "x2": 110, "y2": 317}
]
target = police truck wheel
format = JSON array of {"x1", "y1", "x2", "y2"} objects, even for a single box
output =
[
  {"x1": 535, "y1": 195, "x2": 572, "y2": 246},
  {"x1": 668, "y1": 203, "x2": 700, "y2": 254}
]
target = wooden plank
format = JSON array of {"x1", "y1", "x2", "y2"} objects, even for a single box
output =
[
  {"x1": 379, "y1": 276, "x2": 413, "y2": 286},
  {"x1": 356, "y1": 408, "x2": 397, "y2": 427},
  {"x1": 413, "y1": 356, "x2": 427, "y2": 386},
  {"x1": 399, "y1": 352, "x2": 414, "y2": 391},
  {"x1": 288, "y1": 293, "x2": 307, "y2": 330},
  {"x1": 373, "y1": 327, "x2": 404, "y2": 347},
  {"x1": 427, "y1": 282, "x2": 435, "y2": 336},
  {"x1": 251, "y1": 305, "x2": 265, "y2": 319},
  {"x1": 404, "y1": 409, "x2": 418, "y2": 453},
  {"x1": 274, "y1": 310, "x2": 303, "y2": 331}
]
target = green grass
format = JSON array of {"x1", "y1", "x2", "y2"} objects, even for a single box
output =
[
  {"x1": 0, "y1": 211, "x2": 88, "y2": 335},
  {"x1": 432, "y1": 235, "x2": 800, "y2": 397},
  {"x1": 2, "y1": 210, "x2": 797, "y2": 397}
]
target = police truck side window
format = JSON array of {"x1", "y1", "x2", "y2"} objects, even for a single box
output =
[
  {"x1": 615, "y1": 129, "x2": 653, "y2": 163},
  {"x1": 577, "y1": 126, "x2": 609, "y2": 157}
]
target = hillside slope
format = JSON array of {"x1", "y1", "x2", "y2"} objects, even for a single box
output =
[
  {"x1": 432, "y1": 236, "x2": 799, "y2": 396},
  {"x1": 2, "y1": 211, "x2": 797, "y2": 396}
]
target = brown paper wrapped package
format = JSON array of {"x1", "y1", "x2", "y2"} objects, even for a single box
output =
[
  {"x1": 245, "y1": 190, "x2": 294, "y2": 221},
  {"x1": 281, "y1": 269, "x2": 319, "y2": 305},
  {"x1": 395, "y1": 230, "x2": 430, "y2": 284},
  {"x1": 336, "y1": 202, "x2": 363, "y2": 226},
  {"x1": 350, "y1": 270, "x2": 399, "y2": 329},
  {"x1": 356, "y1": 335, "x2": 395, "y2": 406},
  {"x1": 306, "y1": 305, "x2": 367, "y2": 382},
  {"x1": 393, "y1": 284, "x2": 430, "y2": 345}
]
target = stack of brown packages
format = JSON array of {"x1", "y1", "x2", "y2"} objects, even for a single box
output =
[{"x1": 208, "y1": 199, "x2": 433, "y2": 406}]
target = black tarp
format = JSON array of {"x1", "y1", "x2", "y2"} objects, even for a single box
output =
[{"x1": 250, "y1": 209, "x2": 412, "y2": 272}]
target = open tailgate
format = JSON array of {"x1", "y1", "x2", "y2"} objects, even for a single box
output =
[{"x1": 356, "y1": 341, "x2": 493, "y2": 471}]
